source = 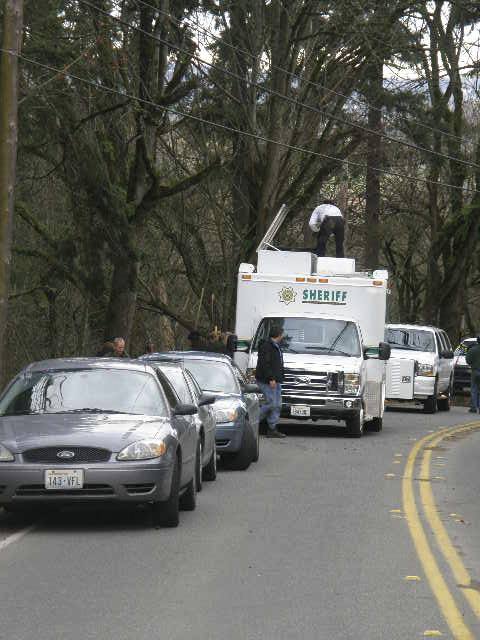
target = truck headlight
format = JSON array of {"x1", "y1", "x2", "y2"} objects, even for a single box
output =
[
  {"x1": 117, "y1": 440, "x2": 167, "y2": 461},
  {"x1": 215, "y1": 407, "x2": 239, "y2": 423},
  {"x1": 344, "y1": 373, "x2": 360, "y2": 395},
  {"x1": 416, "y1": 363, "x2": 435, "y2": 377}
]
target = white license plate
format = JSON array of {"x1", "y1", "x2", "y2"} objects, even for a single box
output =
[
  {"x1": 44, "y1": 469, "x2": 84, "y2": 490},
  {"x1": 291, "y1": 405, "x2": 311, "y2": 417}
]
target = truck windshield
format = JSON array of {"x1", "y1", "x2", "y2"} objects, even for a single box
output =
[
  {"x1": 252, "y1": 318, "x2": 361, "y2": 357},
  {"x1": 385, "y1": 328, "x2": 435, "y2": 352}
]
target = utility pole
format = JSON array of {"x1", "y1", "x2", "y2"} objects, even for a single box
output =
[{"x1": 0, "y1": 0, "x2": 23, "y2": 379}]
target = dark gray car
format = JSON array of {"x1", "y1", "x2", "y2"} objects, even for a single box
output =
[
  {"x1": 143, "y1": 353, "x2": 260, "y2": 471},
  {"x1": 0, "y1": 358, "x2": 199, "y2": 527}
]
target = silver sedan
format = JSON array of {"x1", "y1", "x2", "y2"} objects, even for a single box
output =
[{"x1": 0, "y1": 358, "x2": 199, "y2": 527}]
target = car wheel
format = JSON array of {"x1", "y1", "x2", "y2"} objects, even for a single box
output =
[
  {"x1": 222, "y1": 425, "x2": 255, "y2": 471},
  {"x1": 203, "y1": 442, "x2": 217, "y2": 481},
  {"x1": 179, "y1": 474, "x2": 197, "y2": 511},
  {"x1": 195, "y1": 440, "x2": 203, "y2": 493},
  {"x1": 365, "y1": 416, "x2": 382, "y2": 432},
  {"x1": 151, "y1": 456, "x2": 180, "y2": 528},
  {"x1": 346, "y1": 408, "x2": 364, "y2": 438},
  {"x1": 252, "y1": 428, "x2": 260, "y2": 462}
]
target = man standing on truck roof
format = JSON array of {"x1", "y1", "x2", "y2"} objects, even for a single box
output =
[
  {"x1": 466, "y1": 336, "x2": 480, "y2": 413},
  {"x1": 309, "y1": 198, "x2": 345, "y2": 258},
  {"x1": 255, "y1": 325, "x2": 286, "y2": 439}
]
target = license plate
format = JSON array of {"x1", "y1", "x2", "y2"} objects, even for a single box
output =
[
  {"x1": 291, "y1": 405, "x2": 311, "y2": 417},
  {"x1": 44, "y1": 469, "x2": 84, "y2": 490}
]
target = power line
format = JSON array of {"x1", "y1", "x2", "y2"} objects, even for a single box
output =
[
  {"x1": 5, "y1": 48, "x2": 479, "y2": 195},
  {"x1": 126, "y1": 0, "x2": 472, "y2": 146},
  {"x1": 77, "y1": 0, "x2": 480, "y2": 171}
]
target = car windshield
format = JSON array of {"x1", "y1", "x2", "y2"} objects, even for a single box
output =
[
  {"x1": 386, "y1": 328, "x2": 435, "y2": 353},
  {"x1": 0, "y1": 369, "x2": 167, "y2": 416},
  {"x1": 184, "y1": 360, "x2": 239, "y2": 394},
  {"x1": 252, "y1": 317, "x2": 361, "y2": 357}
]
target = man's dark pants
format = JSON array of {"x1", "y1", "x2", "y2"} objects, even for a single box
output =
[{"x1": 316, "y1": 217, "x2": 345, "y2": 258}]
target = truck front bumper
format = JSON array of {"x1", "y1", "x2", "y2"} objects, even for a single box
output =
[{"x1": 281, "y1": 396, "x2": 362, "y2": 420}]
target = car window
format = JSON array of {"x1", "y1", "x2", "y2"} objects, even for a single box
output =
[
  {"x1": 158, "y1": 365, "x2": 192, "y2": 405},
  {"x1": 184, "y1": 359, "x2": 240, "y2": 394},
  {"x1": 0, "y1": 369, "x2": 167, "y2": 416},
  {"x1": 435, "y1": 332, "x2": 443, "y2": 354},
  {"x1": 184, "y1": 370, "x2": 201, "y2": 402},
  {"x1": 156, "y1": 371, "x2": 180, "y2": 408}
]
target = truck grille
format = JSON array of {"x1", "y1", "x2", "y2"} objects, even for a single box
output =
[
  {"x1": 282, "y1": 369, "x2": 341, "y2": 400},
  {"x1": 22, "y1": 447, "x2": 111, "y2": 464}
]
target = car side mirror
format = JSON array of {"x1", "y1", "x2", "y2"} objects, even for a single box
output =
[
  {"x1": 243, "y1": 383, "x2": 260, "y2": 394},
  {"x1": 440, "y1": 350, "x2": 454, "y2": 359},
  {"x1": 378, "y1": 342, "x2": 391, "y2": 361},
  {"x1": 198, "y1": 393, "x2": 216, "y2": 407},
  {"x1": 173, "y1": 403, "x2": 198, "y2": 416}
]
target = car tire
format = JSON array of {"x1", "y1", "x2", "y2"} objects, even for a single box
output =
[
  {"x1": 151, "y1": 456, "x2": 180, "y2": 528},
  {"x1": 203, "y1": 442, "x2": 217, "y2": 481},
  {"x1": 346, "y1": 408, "x2": 364, "y2": 438},
  {"x1": 179, "y1": 475, "x2": 197, "y2": 511},
  {"x1": 195, "y1": 440, "x2": 203, "y2": 493},
  {"x1": 365, "y1": 417, "x2": 383, "y2": 432},
  {"x1": 222, "y1": 425, "x2": 255, "y2": 471},
  {"x1": 252, "y1": 428, "x2": 260, "y2": 462}
]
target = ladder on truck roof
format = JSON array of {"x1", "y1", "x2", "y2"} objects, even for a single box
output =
[{"x1": 256, "y1": 204, "x2": 289, "y2": 253}]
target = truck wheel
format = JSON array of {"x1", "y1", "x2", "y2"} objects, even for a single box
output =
[
  {"x1": 203, "y1": 442, "x2": 217, "y2": 481},
  {"x1": 222, "y1": 425, "x2": 255, "y2": 471},
  {"x1": 151, "y1": 456, "x2": 180, "y2": 528},
  {"x1": 365, "y1": 417, "x2": 383, "y2": 432},
  {"x1": 346, "y1": 409, "x2": 364, "y2": 438},
  {"x1": 437, "y1": 382, "x2": 452, "y2": 412}
]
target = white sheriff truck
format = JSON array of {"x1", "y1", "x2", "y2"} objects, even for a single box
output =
[{"x1": 233, "y1": 207, "x2": 393, "y2": 437}]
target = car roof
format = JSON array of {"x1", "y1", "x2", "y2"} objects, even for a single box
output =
[
  {"x1": 140, "y1": 351, "x2": 233, "y2": 363},
  {"x1": 19, "y1": 357, "x2": 156, "y2": 375}
]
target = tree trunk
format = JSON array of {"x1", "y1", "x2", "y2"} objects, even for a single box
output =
[
  {"x1": 363, "y1": 56, "x2": 383, "y2": 270},
  {"x1": 0, "y1": 0, "x2": 23, "y2": 378},
  {"x1": 104, "y1": 253, "x2": 139, "y2": 343}
]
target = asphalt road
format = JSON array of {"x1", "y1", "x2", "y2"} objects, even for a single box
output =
[{"x1": 1, "y1": 407, "x2": 479, "y2": 640}]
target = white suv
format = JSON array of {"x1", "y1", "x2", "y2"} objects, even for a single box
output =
[{"x1": 386, "y1": 324, "x2": 454, "y2": 413}]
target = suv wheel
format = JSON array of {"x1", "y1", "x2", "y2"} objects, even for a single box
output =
[{"x1": 437, "y1": 380, "x2": 452, "y2": 412}]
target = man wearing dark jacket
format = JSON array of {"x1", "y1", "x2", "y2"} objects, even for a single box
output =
[
  {"x1": 255, "y1": 325, "x2": 286, "y2": 438},
  {"x1": 466, "y1": 336, "x2": 480, "y2": 412}
]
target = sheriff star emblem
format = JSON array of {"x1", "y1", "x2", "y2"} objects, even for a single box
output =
[{"x1": 278, "y1": 286, "x2": 297, "y2": 305}]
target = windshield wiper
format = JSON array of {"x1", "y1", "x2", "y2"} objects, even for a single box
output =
[
  {"x1": 305, "y1": 346, "x2": 352, "y2": 356},
  {"x1": 54, "y1": 408, "x2": 132, "y2": 414}
]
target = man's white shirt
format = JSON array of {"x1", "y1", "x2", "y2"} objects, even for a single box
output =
[{"x1": 309, "y1": 204, "x2": 343, "y2": 232}]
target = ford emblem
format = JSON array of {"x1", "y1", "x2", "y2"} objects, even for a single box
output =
[{"x1": 57, "y1": 450, "x2": 75, "y2": 459}]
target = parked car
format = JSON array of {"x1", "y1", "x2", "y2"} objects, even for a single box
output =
[
  {"x1": 0, "y1": 358, "x2": 200, "y2": 527},
  {"x1": 141, "y1": 357, "x2": 218, "y2": 488},
  {"x1": 145, "y1": 352, "x2": 260, "y2": 470},
  {"x1": 453, "y1": 337, "x2": 476, "y2": 392},
  {"x1": 385, "y1": 324, "x2": 454, "y2": 413}
]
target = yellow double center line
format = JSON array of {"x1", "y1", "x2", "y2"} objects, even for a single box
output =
[{"x1": 402, "y1": 421, "x2": 480, "y2": 639}]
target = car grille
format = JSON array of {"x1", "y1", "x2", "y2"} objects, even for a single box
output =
[
  {"x1": 282, "y1": 369, "x2": 341, "y2": 401},
  {"x1": 22, "y1": 447, "x2": 111, "y2": 464},
  {"x1": 124, "y1": 483, "x2": 155, "y2": 495},
  {"x1": 15, "y1": 484, "x2": 114, "y2": 497}
]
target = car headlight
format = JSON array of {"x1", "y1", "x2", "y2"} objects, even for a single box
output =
[
  {"x1": 215, "y1": 407, "x2": 239, "y2": 423},
  {"x1": 117, "y1": 439, "x2": 167, "y2": 461},
  {"x1": 344, "y1": 373, "x2": 360, "y2": 395},
  {"x1": 0, "y1": 444, "x2": 14, "y2": 462},
  {"x1": 416, "y1": 363, "x2": 435, "y2": 377}
]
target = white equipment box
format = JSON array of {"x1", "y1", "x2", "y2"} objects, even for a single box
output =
[{"x1": 386, "y1": 359, "x2": 415, "y2": 400}]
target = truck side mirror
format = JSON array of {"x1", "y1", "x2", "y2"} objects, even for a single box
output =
[{"x1": 378, "y1": 342, "x2": 391, "y2": 361}]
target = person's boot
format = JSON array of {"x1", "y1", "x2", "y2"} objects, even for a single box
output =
[{"x1": 266, "y1": 428, "x2": 286, "y2": 439}]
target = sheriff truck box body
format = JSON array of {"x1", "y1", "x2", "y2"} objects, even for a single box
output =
[{"x1": 234, "y1": 250, "x2": 391, "y2": 436}]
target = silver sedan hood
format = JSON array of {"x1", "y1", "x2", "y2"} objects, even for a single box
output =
[{"x1": 0, "y1": 413, "x2": 170, "y2": 453}]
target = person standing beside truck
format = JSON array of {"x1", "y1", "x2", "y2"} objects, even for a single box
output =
[
  {"x1": 255, "y1": 326, "x2": 286, "y2": 439},
  {"x1": 309, "y1": 199, "x2": 345, "y2": 258},
  {"x1": 466, "y1": 336, "x2": 480, "y2": 413}
]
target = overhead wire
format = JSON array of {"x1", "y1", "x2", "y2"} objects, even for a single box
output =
[
  {"x1": 77, "y1": 0, "x2": 480, "y2": 170},
  {"x1": 125, "y1": 0, "x2": 472, "y2": 146},
  {"x1": 4, "y1": 48, "x2": 479, "y2": 195}
]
